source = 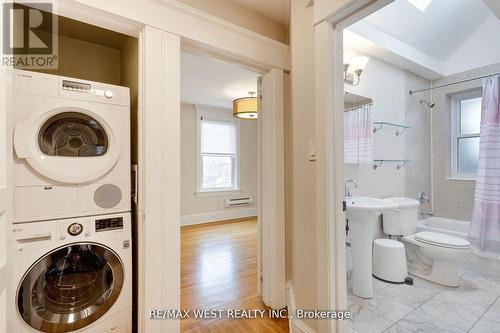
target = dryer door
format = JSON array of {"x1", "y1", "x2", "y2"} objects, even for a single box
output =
[
  {"x1": 14, "y1": 107, "x2": 120, "y2": 184},
  {"x1": 17, "y1": 243, "x2": 124, "y2": 333}
]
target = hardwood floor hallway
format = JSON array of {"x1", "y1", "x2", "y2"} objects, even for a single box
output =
[{"x1": 181, "y1": 218, "x2": 289, "y2": 333}]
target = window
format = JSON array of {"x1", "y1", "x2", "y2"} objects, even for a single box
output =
[
  {"x1": 196, "y1": 107, "x2": 239, "y2": 194},
  {"x1": 452, "y1": 91, "x2": 482, "y2": 179}
]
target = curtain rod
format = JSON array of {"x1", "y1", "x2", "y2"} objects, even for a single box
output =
[
  {"x1": 344, "y1": 102, "x2": 373, "y2": 112},
  {"x1": 409, "y1": 72, "x2": 500, "y2": 95}
]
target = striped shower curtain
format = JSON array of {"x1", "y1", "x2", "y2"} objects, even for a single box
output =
[
  {"x1": 469, "y1": 75, "x2": 500, "y2": 258},
  {"x1": 344, "y1": 104, "x2": 373, "y2": 164}
]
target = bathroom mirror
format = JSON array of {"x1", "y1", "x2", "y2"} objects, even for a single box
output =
[{"x1": 344, "y1": 92, "x2": 374, "y2": 164}]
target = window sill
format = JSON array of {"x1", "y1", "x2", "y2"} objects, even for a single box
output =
[
  {"x1": 446, "y1": 176, "x2": 476, "y2": 182},
  {"x1": 195, "y1": 189, "x2": 241, "y2": 197}
]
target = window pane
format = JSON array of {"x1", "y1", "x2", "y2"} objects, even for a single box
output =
[
  {"x1": 202, "y1": 155, "x2": 233, "y2": 189},
  {"x1": 460, "y1": 97, "x2": 482, "y2": 135},
  {"x1": 458, "y1": 137, "x2": 480, "y2": 174},
  {"x1": 201, "y1": 120, "x2": 235, "y2": 154}
]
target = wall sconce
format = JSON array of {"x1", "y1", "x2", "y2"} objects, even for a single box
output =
[{"x1": 344, "y1": 56, "x2": 369, "y2": 86}]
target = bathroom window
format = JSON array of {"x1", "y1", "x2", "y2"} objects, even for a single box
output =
[
  {"x1": 196, "y1": 106, "x2": 239, "y2": 195},
  {"x1": 451, "y1": 90, "x2": 482, "y2": 179}
]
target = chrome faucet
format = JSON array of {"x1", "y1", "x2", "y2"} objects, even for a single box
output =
[
  {"x1": 345, "y1": 179, "x2": 357, "y2": 197},
  {"x1": 418, "y1": 192, "x2": 433, "y2": 217},
  {"x1": 418, "y1": 192, "x2": 429, "y2": 205}
]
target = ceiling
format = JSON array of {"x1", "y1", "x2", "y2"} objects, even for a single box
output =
[
  {"x1": 362, "y1": 0, "x2": 490, "y2": 61},
  {"x1": 346, "y1": 0, "x2": 500, "y2": 78},
  {"x1": 232, "y1": 0, "x2": 290, "y2": 26},
  {"x1": 181, "y1": 52, "x2": 259, "y2": 109}
]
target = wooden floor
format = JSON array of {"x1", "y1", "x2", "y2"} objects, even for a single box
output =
[{"x1": 181, "y1": 218, "x2": 289, "y2": 333}]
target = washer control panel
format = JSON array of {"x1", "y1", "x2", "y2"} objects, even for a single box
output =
[
  {"x1": 67, "y1": 223, "x2": 83, "y2": 236},
  {"x1": 58, "y1": 220, "x2": 91, "y2": 240},
  {"x1": 95, "y1": 217, "x2": 124, "y2": 232}
]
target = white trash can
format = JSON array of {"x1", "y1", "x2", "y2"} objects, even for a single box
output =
[{"x1": 372, "y1": 238, "x2": 408, "y2": 283}]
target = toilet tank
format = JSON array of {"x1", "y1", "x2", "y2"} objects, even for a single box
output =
[{"x1": 382, "y1": 197, "x2": 420, "y2": 236}]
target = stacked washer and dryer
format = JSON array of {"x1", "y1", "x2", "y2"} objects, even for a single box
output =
[{"x1": 9, "y1": 70, "x2": 132, "y2": 333}]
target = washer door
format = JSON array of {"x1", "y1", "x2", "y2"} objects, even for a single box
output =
[
  {"x1": 17, "y1": 243, "x2": 124, "y2": 333},
  {"x1": 14, "y1": 107, "x2": 120, "y2": 184}
]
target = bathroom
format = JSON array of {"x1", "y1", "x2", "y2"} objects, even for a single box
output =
[{"x1": 342, "y1": 0, "x2": 500, "y2": 332}]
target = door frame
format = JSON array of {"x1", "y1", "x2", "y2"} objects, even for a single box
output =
[
  {"x1": 56, "y1": 2, "x2": 288, "y2": 332},
  {"x1": 0, "y1": 68, "x2": 14, "y2": 333},
  {"x1": 260, "y1": 68, "x2": 287, "y2": 309},
  {"x1": 313, "y1": 1, "x2": 395, "y2": 332}
]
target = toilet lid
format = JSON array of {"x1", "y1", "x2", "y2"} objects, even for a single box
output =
[{"x1": 415, "y1": 231, "x2": 470, "y2": 248}]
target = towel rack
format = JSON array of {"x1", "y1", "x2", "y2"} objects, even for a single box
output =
[
  {"x1": 373, "y1": 121, "x2": 409, "y2": 136},
  {"x1": 373, "y1": 159, "x2": 409, "y2": 170}
]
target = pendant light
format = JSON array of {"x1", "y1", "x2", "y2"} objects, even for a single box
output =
[{"x1": 233, "y1": 91, "x2": 258, "y2": 119}]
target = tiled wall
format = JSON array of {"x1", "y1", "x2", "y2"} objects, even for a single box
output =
[{"x1": 404, "y1": 72, "x2": 432, "y2": 209}]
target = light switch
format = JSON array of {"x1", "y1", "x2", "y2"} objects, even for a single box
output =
[{"x1": 309, "y1": 140, "x2": 317, "y2": 161}]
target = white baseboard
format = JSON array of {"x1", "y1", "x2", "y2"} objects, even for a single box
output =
[
  {"x1": 287, "y1": 282, "x2": 316, "y2": 333},
  {"x1": 181, "y1": 207, "x2": 258, "y2": 226}
]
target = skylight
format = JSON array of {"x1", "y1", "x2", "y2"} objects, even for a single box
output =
[{"x1": 408, "y1": 0, "x2": 432, "y2": 12}]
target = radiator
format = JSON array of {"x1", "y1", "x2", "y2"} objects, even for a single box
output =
[{"x1": 225, "y1": 197, "x2": 254, "y2": 207}]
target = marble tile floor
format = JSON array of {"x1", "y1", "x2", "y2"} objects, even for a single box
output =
[{"x1": 346, "y1": 270, "x2": 500, "y2": 333}]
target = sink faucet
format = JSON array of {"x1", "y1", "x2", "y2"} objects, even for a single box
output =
[{"x1": 345, "y1": 179, "x2": 357, "y2": 197}]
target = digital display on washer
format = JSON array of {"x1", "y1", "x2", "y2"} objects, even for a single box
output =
[
  {"x1": 62, "y1": 80, "x2": 91, "y2": 93},
  {"x1": 95, "y1": 217, "x2": 123, "y2": 232}
]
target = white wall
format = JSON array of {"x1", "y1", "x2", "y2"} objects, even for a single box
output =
[
  {"x1": 175, "y1": 0, "x2": 288, "y2": 43},
  {"x1": 344, "y1": 49, "x2": 407, "y2": 198},
  {"x1": 180, "y1": 103, "x2": 258, "y2": 225},
  {"x1": 289, "y1": 1, "x2": 319, "y2": 331},
  {"x1": 446, "y1": 15, "x2": 500, "y2": 76}
]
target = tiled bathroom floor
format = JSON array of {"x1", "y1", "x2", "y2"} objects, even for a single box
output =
[{"x1": 346, "y1": 271, "x2": 500, "y2": 333}]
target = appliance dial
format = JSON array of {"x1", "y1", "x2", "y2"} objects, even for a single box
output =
[
  {"x1": 68, "y1": 223, "x2": 83, "y2": 236},
  {"x1": 104, "y1": 90, "x2": 114, "y2": 99}
]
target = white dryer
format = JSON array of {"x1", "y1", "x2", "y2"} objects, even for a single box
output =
[
  {"x1": 9, "y1": 213, "x2": 132, "y2": 333},
  {"x1": 12, "y1": 70, "x2": 131, "y2": 223}
]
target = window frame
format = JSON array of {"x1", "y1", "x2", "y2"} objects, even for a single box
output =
[
  {"x1": 450, "y1": 89, "x2": 482, "y2": 181},
  {"x1": 195, "y1": 105, "x2": 240, "y2": 195}
]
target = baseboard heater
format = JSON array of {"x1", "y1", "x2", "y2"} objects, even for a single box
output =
[{"x1": 225, "y1": 197, "x2": 254, "y2": 207}]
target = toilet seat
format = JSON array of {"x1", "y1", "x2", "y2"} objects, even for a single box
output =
[{"x1": 415, "y1": 231, "x2": 470, "y2": 249}]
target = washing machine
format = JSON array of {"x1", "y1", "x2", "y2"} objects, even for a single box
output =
[
  {"x1": 12, "y1": 70, "x2": 131, "y2": 223},
  {"x1": 8, "y1": 212, "x2": 132, "y2": 333}
]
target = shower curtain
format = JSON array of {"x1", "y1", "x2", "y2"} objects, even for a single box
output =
[
  {"x1": 344, "y1": 104, "x2": 373, "y2": 164},
  {"x1": 469, "y1": 75, "x2": 500, "y2": 258}
]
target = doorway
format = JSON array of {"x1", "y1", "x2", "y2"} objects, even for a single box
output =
[
  {"x1": 179, "y1": 49, "x2": 288, "y2": 332},
  {"x1": 316, "y1": 0, "x2": 500, "y2": 332}
]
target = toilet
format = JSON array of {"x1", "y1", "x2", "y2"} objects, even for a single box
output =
[{"x1": 382, "y1": 197, "x2": 471, "y2": 287}]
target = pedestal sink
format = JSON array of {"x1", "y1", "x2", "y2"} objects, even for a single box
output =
[{"x1": 346, "y1": 196, "x2": 398, "y2": 298}]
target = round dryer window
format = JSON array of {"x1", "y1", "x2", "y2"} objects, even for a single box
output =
[
  {"x1": 17, "y1": 243, "x2": 124, "y2": 332},
  {"x1": 38, "y1": 112, "x2": 109, "y2": 157}
]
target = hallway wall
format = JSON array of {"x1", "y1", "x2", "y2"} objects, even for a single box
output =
[{"x1": 180, "y1": 103, "x2": 258, "y2": 225}]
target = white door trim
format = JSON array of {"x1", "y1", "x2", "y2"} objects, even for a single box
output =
[
  {"x1": 0, "y1": 41, "x2": 14, "y2": 333},
  {"x1": 69, "y1": 0, "x2": 289, "y2": 71},
  {"x1": 315, "y1": 21, "x2": 345, "y2": 333},
  {"x1": 260, "y1": 68, "x2": 287, "y2": 309},
  {"x1": 161, "y1": 30, "x2": 181, "y2": 333},
  {"x1": 314, "y1": 1, "x2": 395, "y2": 332},
  {"x1": 139, "y1": 26, "x2": 181, "y2": 333}
]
